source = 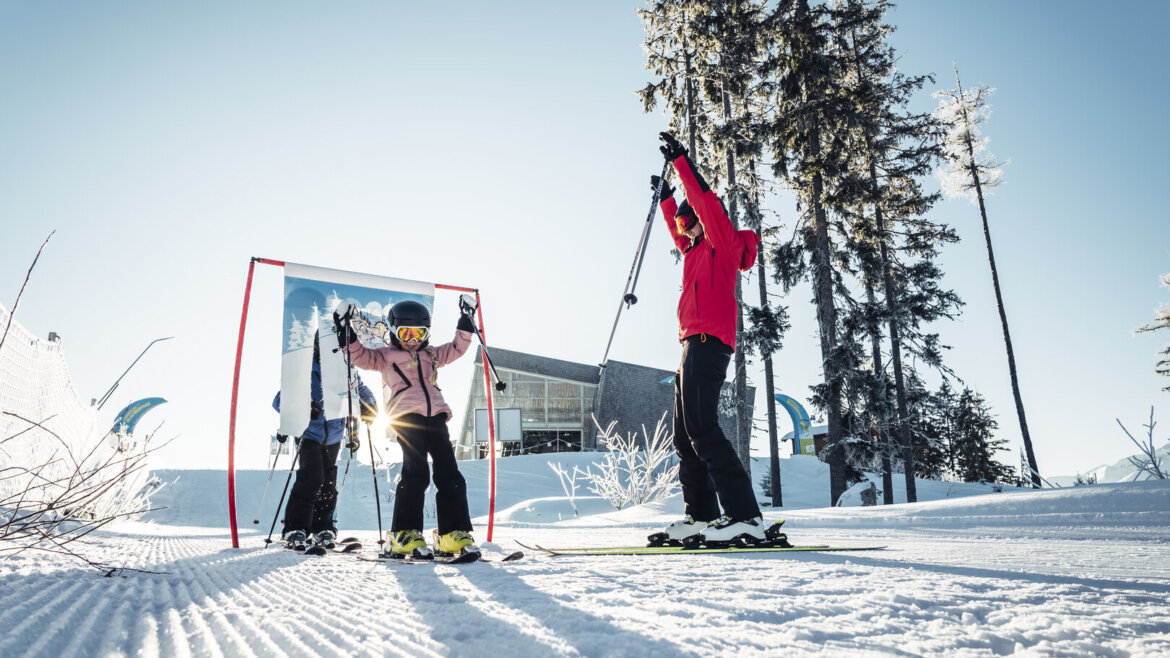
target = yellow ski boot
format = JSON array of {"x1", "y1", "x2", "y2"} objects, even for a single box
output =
[
  {"x1": 433, "y1": 529, "x2": 477, "y2": 558},
  {"x1": 389, "y1": 530, "x2": 433, "y2": 560}
]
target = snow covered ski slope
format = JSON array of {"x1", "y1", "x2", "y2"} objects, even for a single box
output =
[{"x1": 2, "y1": 474, "x2": 1169, "y2": 657}]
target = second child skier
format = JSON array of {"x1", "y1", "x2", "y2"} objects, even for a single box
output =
[
  {"x1": 274, "y1": 335, "x2": 378, "y2": 552},
  {"x1": 334, "y1": 296, "x2": 479, "y2": 560}
]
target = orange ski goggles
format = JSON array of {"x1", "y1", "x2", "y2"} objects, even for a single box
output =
[{"x1": 395, "y1": 326, "x2": 429, "y2": 343}]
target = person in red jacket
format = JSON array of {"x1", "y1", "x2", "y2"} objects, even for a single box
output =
[{"x1": 653, "y1": 131, "x2": 766, "y2": 546}]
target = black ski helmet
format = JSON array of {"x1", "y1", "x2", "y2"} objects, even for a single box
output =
[{"x1": 388, "y1": 300, "x2": 431, "y2": 348}]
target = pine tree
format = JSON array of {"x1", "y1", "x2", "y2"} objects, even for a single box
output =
[
  {"x1": 640, "y1": 0, "x2": 774, "y2": 470},
  {"x1": 934, "y1": 65, "x2": 1040, "y2": 487},
  {"x1": 1136, "y1": 272, "x2": 1170, "y2": 391},
  {"x1": 950, "y1": 387, "x2": 1013, "y2": 483},
  {"x1": 765, "y1": 0, "x2": 862, "y2": 504},
  {"x1": 740, "y1": 165, "x2": 792, "y2": 506}
]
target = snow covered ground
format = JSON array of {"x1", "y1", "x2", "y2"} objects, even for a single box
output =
[{"x1": 2, "y1": 455, "x2": 1169, "y2": 657}]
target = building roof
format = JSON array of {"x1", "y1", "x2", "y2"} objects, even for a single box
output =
[
  {"x1": 475, "y1": 347, "x2": 600, "y2": 385},
  {"x1": 474, "y1": 347, "x2": 755, "y2": 448}
]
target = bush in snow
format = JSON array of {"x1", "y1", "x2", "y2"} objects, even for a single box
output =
[
  {"x1": 584, "y1": 414, "x2": 678, "y2": 511},
  {"x1": 548, "y1": 461, "x2": 585, "y2": 517},
  {"x1": 1117, "y1": 407, "x2": 1166, "y2": 480},
  {"x1": 0, "y1": 414, "x2": 163, "y2": 572}
]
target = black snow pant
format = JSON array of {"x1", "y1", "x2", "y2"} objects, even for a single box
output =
[
  {"x1": 390, "y1": 413, "x2": 473, "y2": 535},
  {"x1": 284, "y1": 439, "x2": 341, "y2": 536},
  {"x1": 673, "y1": 334, "x2": 761, "y2": 523}
]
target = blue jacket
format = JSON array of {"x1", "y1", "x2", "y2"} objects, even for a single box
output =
[{"x1": 273, "y1": 358, "x2": 376, "y2": 446}]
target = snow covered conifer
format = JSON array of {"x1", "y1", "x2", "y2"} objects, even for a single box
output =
[
  {"x1": 1136, "y1": 273, "x2": 1170, "y2": 391},
  {"x1": 934, "y1": 66, "x2": 1040, "y2": 488}
]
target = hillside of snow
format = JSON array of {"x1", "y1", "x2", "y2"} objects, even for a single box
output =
[
  {"x1": 1051, "y1": 442, "x2": 1170, "y2": 486},
  {"x1": 1, "y1": 453, "x2": 1167, "y2": 657}
]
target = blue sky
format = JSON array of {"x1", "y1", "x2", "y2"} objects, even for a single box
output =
[{"x1": 1, "y1": 1, "x2": 1166, "y2": 478}]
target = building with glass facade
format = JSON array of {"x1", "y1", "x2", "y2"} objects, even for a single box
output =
[{"x1": 454, "y1": 347, "x2": 753, "y2": 460}]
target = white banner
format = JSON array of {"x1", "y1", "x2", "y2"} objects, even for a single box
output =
[{"x1": 278, "y1": 262, "x2": 434, "y2": 438}]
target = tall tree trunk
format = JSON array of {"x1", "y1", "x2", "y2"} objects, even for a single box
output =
[
  {"x1": 847, "y1": 24, "x2": 917, "y2": 502},
  {"x1": 720, "y1": 73, "x2": 752, "y2": 472},
  {"x1": 758, "y1": 239, "x2": 782, "y2": 507},
  {"x1": 810, "y1": 158, "x2": 846, "y2": 503},
  {"x1": 793, "y1": 0, "x2": 845, "y2": 504},
  {"x1": 865, "y1": 284, "x2": 895, "y2": 505},
  {"x1": 954, "y1": 69, "x2": 1039, "y2": 488},
  {"x1": 877, "y1": 215, "x2": 918, "y2": 503}
]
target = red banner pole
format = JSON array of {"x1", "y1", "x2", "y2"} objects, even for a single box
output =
[
  {"x1": 228, "y1": 257, "x2": 284, "y2": 548},
  {"x1": 474, "y1": 291, "x2": 497, "y2": 543},
  {"x1": 227, "y1": 259, "x2": 258, "y2": 548}
]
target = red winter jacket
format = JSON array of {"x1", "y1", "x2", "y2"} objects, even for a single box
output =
[{"x1": 660, "y1": 155, "x2": 760, "y2": 351}]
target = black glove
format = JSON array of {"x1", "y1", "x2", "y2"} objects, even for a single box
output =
[
  {"x1": 457, "y1": 314, "x2": 476, "y2": 332},
  {"x1": 650, "y1": 174, "x2": 674, "y2": 198},
  {"x1": 310, "y1": 400, "x2": 323, "y2": 420},
  {"x1": 332, "y1": 311, "x2": 358, "y2": 346},
  {"x1": 659, "y1": 131, "x2": 687, "y2": 161},
  {"x1": 275, "y1": 433, "x2": 288, "y2": 444},
  {"x1": 345, "y1": 435, "x2": 360, "y2": 455},
  {"x1": 360, "y1": 401, "x2": 378, "y2": 424}
]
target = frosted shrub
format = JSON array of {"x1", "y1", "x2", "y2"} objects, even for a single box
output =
[
  {"x1": 1117, "y1": 407, "x2": 1166, "y2": 480},
  {"x1": 0, "y1": 414, "x2": 162, "y2": 571},
  {"x1": 584, "y1": 413, "x2": 679, "y2": 510}
]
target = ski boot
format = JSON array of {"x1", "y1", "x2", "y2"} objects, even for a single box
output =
[
  {"x1": 647, "y1": 515, "x2": 709, "y2": 547},
  {"x1": 433, "y1": 530, "x2": 479, "y2": 558},
  {"x1": 311, "y1": 530, "x2": 337, "y2": 550},
  {"x1": 689, "y1": 516, "x2": 768, "y2": 549},
  {"x1": 282, "y1": 529, "x2": 309, "y2": 551},
  {"x1": 387, "y1": 529, "x2": 433, "y2": 560}
]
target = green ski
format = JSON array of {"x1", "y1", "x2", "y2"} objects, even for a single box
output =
[{"x1": 516, "y1": 541, "x2": 885, "y2": 556}]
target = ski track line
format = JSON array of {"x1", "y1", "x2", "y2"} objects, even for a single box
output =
[
  {"x1": 334, "y1": 560, "x2": 449, "y2": 658},
  {"x1": 183, "y1": 547, "x2": 280, "y2": 658},
  {"x1": 0, "y1": 578, "x2": 88, "y2": 656},
  {"x1": 94, "y1": 594, "x2": 134, "y2": 656},
  {"x1": 177, "y1": 548, "x2": 271, "y2": 658},
  {"x1": 131, "y1": 535, "x2": 239, "y2": 658},
  {"x1": 9, "y1": 576, "x2": 104, "y2": 658},
  {"x1": 438, "y1": 568, "x2": 583, "y2": 657},
  {"x1": 240, "y1": 561, "x2": 375, "y2": 657},
  {"x1": 172, "y1": 572, "x2": 228, "y2": 658}
]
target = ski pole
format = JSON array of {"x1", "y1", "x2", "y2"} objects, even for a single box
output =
[
  {"x1": 252, "y1": 435, "x2": 283, "y2": 524},
  {"x1": 467, "y1": 320, "x2": 507, "y2": 392},
  {"x1": 265, "y1": 438, "x2": 303, "y2": 547},
  {"x1": 599, "y1": 159, "x2": 672, "y2": 374},
  {"x1": 338, "y1": 310, "x2": 387, "y2": 553},
  {"x1": 367, "y1": 421, "x2": 386, "y2": 554},
  {"x1": 627, "y1": 165, "x2": 672, "y2": 307}
]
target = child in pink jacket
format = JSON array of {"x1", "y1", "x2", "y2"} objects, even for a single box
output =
[{"x1": 333, "y1": 296, "x2": 478, "y2": 559}]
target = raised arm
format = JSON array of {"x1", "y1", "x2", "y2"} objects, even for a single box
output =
[{"x1": 671, "y1": 154, "x2": 736, "y2": 254}]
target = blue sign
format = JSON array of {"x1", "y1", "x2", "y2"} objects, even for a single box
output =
[
  {"x1": 110, "y1": 397, "x2": 167, "y2": 435},
  {"x1": 774, "y1": 394, "x2": 815, "y2": 455}
]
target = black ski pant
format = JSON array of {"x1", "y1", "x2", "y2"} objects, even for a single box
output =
[
  {"x1": 673, "y1": 334, "x2": 761, "y2": 522},
  {"x1": 284, "y1": 439, "x2": 341, "y2": 536},
  {"x1": 390, "y1": 413, "x2": 473, "y2": 535}
]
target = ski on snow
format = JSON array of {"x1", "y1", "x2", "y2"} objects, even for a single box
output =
[
  {"x1": 356, "y1": 550, "x2": 525, "y2": 565},
  {"x1": 514, "y1": 541, "x2": 885, "y2": 556}
]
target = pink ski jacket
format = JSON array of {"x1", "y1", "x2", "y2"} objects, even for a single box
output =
[{"x1": 346, "y1": 329, "x2": 473, "y2": 422}]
